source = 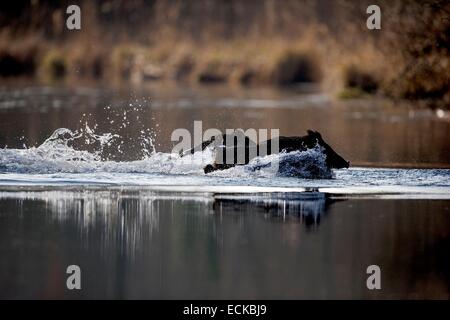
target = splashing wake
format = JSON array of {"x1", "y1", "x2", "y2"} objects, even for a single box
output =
[{"x1": 0, "y1": 127, "x2": 331, "y2": 178}]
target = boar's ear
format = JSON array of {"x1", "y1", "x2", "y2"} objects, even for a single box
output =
[{"x1": 307, "y1": 130, "x2": 322, "y2": 139}]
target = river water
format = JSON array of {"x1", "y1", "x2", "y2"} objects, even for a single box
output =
[{"x1": 0, "y1": 83, "x2": 449, "y2": 298}]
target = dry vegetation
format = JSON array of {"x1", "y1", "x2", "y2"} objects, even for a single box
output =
[{"x1": 0, "y1": 0, "x2": 449, "y2": 108}]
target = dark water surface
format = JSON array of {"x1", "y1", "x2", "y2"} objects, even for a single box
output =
[
  {"x1": 0, "y1": 189, "x2": 449, "y2": 299},
  {"x1": 0, "y1": 83, "x2": 449, "y2": 299},
  {"x1": 0, "y1": 83, "x2": 449, "y2": 166}
]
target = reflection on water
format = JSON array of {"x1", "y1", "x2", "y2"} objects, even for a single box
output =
[
  {"x1": 0, "y1": 83, "x2": 449, "y2": 299},
  {"x1": 0, "y1": 83, "x2": 449, "y2": 166},
  {"x1": 0, "y1": 189, "x2": 449, "y2": 299},
  {"x1": 0, "y1": 190, "x2": 330, "y2": 259},
  {"x1": 212, "y1": 193, "x2": 331, "y2": 228}
]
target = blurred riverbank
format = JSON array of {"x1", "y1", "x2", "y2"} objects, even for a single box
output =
[{"x1": 0, "y1": 0, "x2": 449, "y2": 108}]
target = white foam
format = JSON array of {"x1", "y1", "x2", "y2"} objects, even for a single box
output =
[
  {"x1": 0, "y1": 128, "x2": 330, "y2": 178},
  {"x1": 1, "y1": 128, "x2": 450, "y2": 198}
]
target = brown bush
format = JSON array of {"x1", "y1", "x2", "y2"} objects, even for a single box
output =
[
  {"x1": 271, "y1": 51, "x2": 322, "y2": 86},
  {"x1": 344, "y1": 65, "x2": 379, "y2": 94}
]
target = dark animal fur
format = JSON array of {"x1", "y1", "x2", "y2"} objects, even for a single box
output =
[{"x1": 181, "y1": 130, "x2": 349, "y2": 174}]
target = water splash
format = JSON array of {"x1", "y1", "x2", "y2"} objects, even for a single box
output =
[
  {"x1": 0, "y1": 126, "x2": 331, "y2": 178},
  {"x1": 77, "y1": 102, "x2": 156, "y2": 160},
  {"x1": 207, "y1": 146, "x2": 332, "y2": 179}
]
